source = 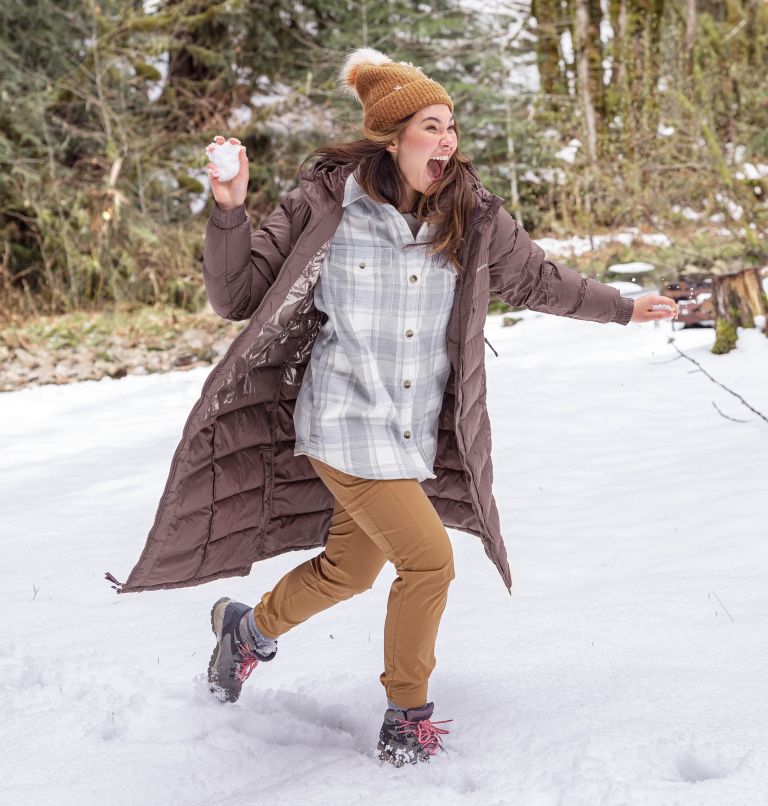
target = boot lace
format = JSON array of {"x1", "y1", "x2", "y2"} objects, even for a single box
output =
[
  {"x1": 234, "y1": 643, "x2": 261, "y2": 682},
  {"x1": 395, "y1": 717, "x2": 453, "y2": 755}
]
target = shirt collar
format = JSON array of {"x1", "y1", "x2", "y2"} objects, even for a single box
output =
[
  {"x1": 340, "y1": 168, "x2": 431, "y2": 242},
  {"x1": 342, "y1": 168, "x2": 369, "y2": 208}
]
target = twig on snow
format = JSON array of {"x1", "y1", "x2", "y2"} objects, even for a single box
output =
[
  {"x1": 711, "y1": 401, "x2": 750, "y2": 422},
  {"x1": 710, "y1": 590, "x2": 735, "y2": 622},
  {"x1": 667, "y1": 338, "x2": 768, "y2": 425}
]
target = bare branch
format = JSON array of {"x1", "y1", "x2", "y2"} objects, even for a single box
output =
[
  {"x1": 668, "y1": 338, "x2": 768, "y2": 425},
  {"x1": 711, "y1": 400, "x2": 750, "y2": 423}
]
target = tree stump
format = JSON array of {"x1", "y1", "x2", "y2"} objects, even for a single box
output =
[{"x1": 711, "y1": 268, "x2": 768, "y2": 354}]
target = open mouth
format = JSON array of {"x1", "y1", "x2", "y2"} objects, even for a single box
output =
[{"x1": 427, "y1": 156, "x2": 450, "y2": 182}]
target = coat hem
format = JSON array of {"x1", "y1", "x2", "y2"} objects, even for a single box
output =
[{"x1": 111, "y1": 540, "x2": 331, "y2": 594}]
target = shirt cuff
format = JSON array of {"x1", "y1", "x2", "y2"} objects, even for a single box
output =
[
  {"x1": 210, "y1": 201, "x2": 247, "y2": 229},
  {"x1": 611, "y1": 295, "x2": 634, "y2": 325}
]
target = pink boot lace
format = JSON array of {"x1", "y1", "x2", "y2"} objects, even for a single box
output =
[
  {"x1": 234, "y1": 644, "x2": 261, "y2": 682},
  {"x1": 395, "y1": 717, "x2": 453, "y2": 755}
]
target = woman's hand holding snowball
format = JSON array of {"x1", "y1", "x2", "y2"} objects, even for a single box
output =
[
  {"x1": 630, "y1": 293, "x2": 680, "y2": 323},
  {"x1": 206, "y1": 135, "x2": 249, "y2": 211}
]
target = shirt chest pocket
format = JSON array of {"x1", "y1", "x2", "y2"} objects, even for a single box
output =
[{"x1": 326, "y1": 244, "x2": 395, "y2": 291}]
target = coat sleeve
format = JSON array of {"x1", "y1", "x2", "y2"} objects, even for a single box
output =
[
  {"x1": 202, "y1": 191, "x2": 304, "y2": 322},
  {"x1": 487, "y1": 206, "x2": 634, "y2": 325}
]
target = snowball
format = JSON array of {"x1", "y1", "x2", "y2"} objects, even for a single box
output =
[{"x1": 205, "y1": 140, "x2": 241, "y2": 182}]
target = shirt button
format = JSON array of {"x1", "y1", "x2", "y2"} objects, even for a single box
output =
[
  {"x1": 403, "y1": 380, "x2": 412, "y2": 388},
  {"x1": 358, "y1": 261, "x2": 366, "y2": 269},
  {"x1": 409, "y1": 274, "x2": 418, "y2": 283},
  {"x1": 403, "y1": 430, "x2": 411, "y2": 439},
  {"x1": 405, "y1": 329, "x2": 414, "y2": 337}
]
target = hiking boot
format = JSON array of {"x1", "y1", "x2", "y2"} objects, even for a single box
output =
[
  {"x1": 207, "y1": 597, "x2": 277, "y2": 703},
  {"x1": 376, "y1": 702, "x2": 452, "y2": 766}
]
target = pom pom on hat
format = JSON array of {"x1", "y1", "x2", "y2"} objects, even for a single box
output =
[
  {"x1": 337, "y1": 47, "x2": 393, "y2": 102},
  {"x1": 336, "y1": 46, "x2": 453, "y2": 133}
]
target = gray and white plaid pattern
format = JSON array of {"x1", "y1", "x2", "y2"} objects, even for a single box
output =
[{"x1": 293, "y1": 170, "x2": 457, "y2": 480}]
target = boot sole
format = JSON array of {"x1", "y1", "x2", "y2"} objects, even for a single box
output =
[
  {"x1": 208, "y1": 596, "x2": 237, "y2": 703},
  {"x1": 376, "y1": 739, "x2": 427, "y2": 767}
]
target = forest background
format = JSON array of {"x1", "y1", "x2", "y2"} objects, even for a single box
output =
[{"x1": 1, "y1": 0, "x2": 766, "y2": 388}]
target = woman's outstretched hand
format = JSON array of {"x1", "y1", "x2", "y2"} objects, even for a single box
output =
[
  {"x1": 206, "y1": 135, "x2": 249, "y2": 211},
  {"x1": 630, "y1": 293, "x2": 679, "y2": 323}
]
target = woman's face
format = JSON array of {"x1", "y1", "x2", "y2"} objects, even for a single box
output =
[{"x1": 386, "y1": 104, "x2": 457, "y2": 206}]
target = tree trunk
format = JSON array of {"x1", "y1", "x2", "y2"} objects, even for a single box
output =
[
  {"x1": 606, "y1": 0, "x2": 626, "y2": 125},
  {"x1": 532, "y1": 0, "x2": 568, "y2": 97},
  {"x1": 574, "y1": 0, "x2": 598, "y2": 162},
  {"x1": 587, "y1": 0, "x2": 605, "y2": 122},
  {"x1": 711, "y1": 268, "x2": 768, "y2": 354},
  {"x1": 619, "y1": 0, "x2": 664, "y2": 159},
  {"x1": 685, "y1": 0, "x2": 696, "y2": 74},
  {"x1": 744, "y1": 0, "x2": 761, "y2": 69},
  {"x1": 500, "y1": 38, "x2": 523, "y2": 224}
]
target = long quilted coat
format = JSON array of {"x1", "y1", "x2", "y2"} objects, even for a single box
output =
[{"x1": 111, "y1": 159, "x2": 633, "y2": 595}]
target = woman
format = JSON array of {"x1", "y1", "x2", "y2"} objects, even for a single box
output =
[{"x1": 108, "y1": 48, "x2": 678, "y2": 767}]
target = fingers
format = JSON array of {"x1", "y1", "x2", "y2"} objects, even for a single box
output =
[
  {"x1": 650, "y1": 305, "x2": 677, "y2": 319},
  {"x1": 635, "y1": 293, "x2": 680, "y2": 322},
  {"x1": 206, "y1": 135, "x2": 246, "y2": 184},
  {"x1": 645, "y1": 294, "x2": 679, "y2": 318},
  {"x1": 660, "y1": 295, "x2": 679, "y2": 318}
]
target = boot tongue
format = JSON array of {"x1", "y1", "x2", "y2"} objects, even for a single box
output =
[{"x1": 404, "y1": 702, "x2": 434, "y2": 721}]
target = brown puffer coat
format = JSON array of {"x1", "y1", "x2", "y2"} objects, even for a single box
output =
[{"x1": 109, "y1": 160, "x2": 633, "y2": 596}]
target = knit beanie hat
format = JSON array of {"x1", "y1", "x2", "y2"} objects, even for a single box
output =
[{"x1": 338, "y1": 47, "x2": 453, "y2": 133}]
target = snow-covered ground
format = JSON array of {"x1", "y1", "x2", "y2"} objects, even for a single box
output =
[{"x1": 2, "y1": 309, "x2": 766, "y2": 805}]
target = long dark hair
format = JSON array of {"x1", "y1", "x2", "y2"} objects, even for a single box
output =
[{"x1": 299, "y1": 113, "x2": 479, "y2": 272}]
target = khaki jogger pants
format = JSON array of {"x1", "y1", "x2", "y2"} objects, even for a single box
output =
[{"x1": 251, "y1": 455, "x2": 456, "y2": 709}]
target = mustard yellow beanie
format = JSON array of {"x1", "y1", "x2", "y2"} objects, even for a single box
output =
[{"x1": 338, "y1": 47, "x2": 453, "y2": 133}]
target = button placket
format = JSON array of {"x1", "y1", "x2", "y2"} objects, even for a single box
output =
[
  {"x1": 400, "y1": 250, "x2": 426, "y2": 447},
  {"x1": 313, "y1": 189, "x2": 450, "y2": 482}
]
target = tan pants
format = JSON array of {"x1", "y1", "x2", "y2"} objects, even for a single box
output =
[{"x1": 252, "y1": 455, "x2": 456, "y2": 709}]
